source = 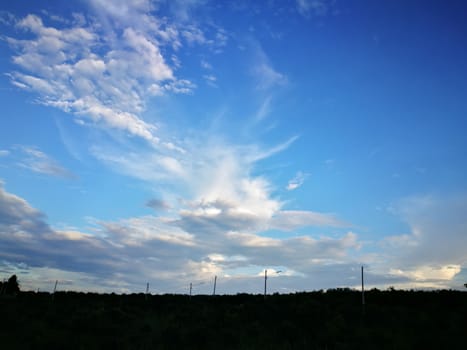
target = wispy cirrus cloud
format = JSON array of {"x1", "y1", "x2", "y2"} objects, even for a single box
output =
[
  {"x1": 2, "y1": 146, "x2": 75, "y2": 179},
  {"x1": 203, "y1": 74, "x2": 217, "y2": 87},
  {"x1": 254, "y1": 95, "x2": 272, "y2": 122},
  {"x1": 251, "y1": 42, "x2": 287, "y2": 90},
  {"x1": 19, "y1": 146, "x2": 75, "y2": 179},
  {"x1": 286, "y1": 171, "x2": 310, "y2": 191},
  {"x1": 296, "y1": 0, "x2": 336, "y2": 18}
]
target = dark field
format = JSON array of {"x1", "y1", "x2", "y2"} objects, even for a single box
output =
[{"x1": 1, "y1": 289, "x2": 466, "y2": 349}]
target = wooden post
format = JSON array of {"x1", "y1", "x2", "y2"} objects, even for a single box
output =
[
  {"x1": 145, "y1": 282, "x2": 149, "y2": 301},
  {"x1": 264, "y1": 269, "x2": 268, "y2": 299},
  {"x1": 189, "y1": 282, "x2": 192, "y2": 300}
]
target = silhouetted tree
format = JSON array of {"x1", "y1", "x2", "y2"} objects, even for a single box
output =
[
  {"x1": 464, "y1": 283, "x2": 467, "y2": 289},
  {"x1": 1, "y1": 275, "x2": 20, "y2": 295}
]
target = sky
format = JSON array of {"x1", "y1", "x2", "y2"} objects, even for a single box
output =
[{"x1": 0, "y1": 0, "x2": 466, "y2": 294}]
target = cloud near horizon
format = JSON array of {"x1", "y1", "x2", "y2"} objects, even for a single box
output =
[
  {"x1": 0, "y1": 179, "x2": 360, "y2": 293},
  {"x1": 1, "y1": 180, "x2": 465, "y2": 293}
]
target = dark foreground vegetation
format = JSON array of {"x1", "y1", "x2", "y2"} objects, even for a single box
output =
[{"x1": 1, "y1": 288, "x2": 466, "y2": 349}]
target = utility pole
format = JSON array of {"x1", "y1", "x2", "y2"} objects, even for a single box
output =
[
  {"x1": 361, "y1": 266, "x2": 365, "y2": 306},
  {"x1": 145, "y1": 282, "x2": 149, "y2": 301},
  {"x1": 0, "y1": 279, "x2": 6, "y2": 295},
  {"x1": 213, "y1": 275, "x2": 217, "y2": 296},
  {"x1": 264, "y1": 269, "x2": 268, "y2": 299},
  {"x1": 52, "y1": 280, "x2": 58, "y2": 302},
  {"x1": 189, "y1": 282, "x2": 192, "y2": 300}
]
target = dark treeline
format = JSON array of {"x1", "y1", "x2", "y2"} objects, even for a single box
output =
[{"x1": 1, "y1": 288, "x2": 466, "y2": 349}]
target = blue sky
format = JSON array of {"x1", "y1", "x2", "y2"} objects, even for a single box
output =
[{"x1": 1, "y1": 0, "x2": 466, "y2": 294}]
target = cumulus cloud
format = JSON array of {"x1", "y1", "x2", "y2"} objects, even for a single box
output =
[
  {"x1": 377, "y1": 194, "x2": 467, "y2": 288},
  {"x1": 2, "y1": 178, "x2": 464, "y2": 293},
  {"x1": 0, "y1": 181, "x2": 45, "y2": 228},
  {"x1": 388, "y1": 195, "x2": 467, "y2": 265},
  {"x1": 5, "y1": 4, "x2": 225, "y2": 147},
  {"x1": 0, "y1": 178, "x2": 361, "y2": 293},
  {"x1": 0, "y1": 181, "x2": 196, "y2": 292},
  {"x1": 0, "y1": 181, "x2": 106, "y2": 273},
  {"x1": 7, "y1": 13, "x2": 162, "y2": 144},
  {"x1": 91, "y1": 132, "x2": 333, "y2": 244}
]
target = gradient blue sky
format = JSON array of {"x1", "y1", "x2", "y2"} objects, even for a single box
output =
[{"x1": 1, "y1": 0, "x2": 466, "y2": 294}]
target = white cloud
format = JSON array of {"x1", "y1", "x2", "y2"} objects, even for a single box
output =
[
  {"x1": 0, "y1": 116, "x2": 363, "y2": 293},
  {"x1": 92, "y1": 133, "x2": 312, "y2": 246},
  {"x1": 5, "y1": 9, "x2": 200, "y2": 147},
  {"x1": 0, "y1": 181, "x2": 43, "y2": 226},
  {"x1": 200, "y1": 59, "x2": 212, "y2": 70},
  {"x1": 100, "y1": 215, "x2": 196, "y2": 247},
  {"x1": 203, "y1": 74, "x2": 217, "y2": 87},
  {"x1": 270, "y1": 210, "x2": 345, "y2": 230},
  {"x1": 86, "y1": 0, "x2": 158, "y2": 34},
  {"x1": 246, "y1": 136, "x2": 299, "y2": 162},
  {"x1": 122, "y1": 27, "x2": 174, "y2": 81},
  {"x1": 389, "y1": 265, "x2": 461, "y2": 283},
  {"x1": 146, "y1": 198, "x2": 170, "y2": 211},
  {"x1": 0, "y1": 150, "x2": 10, "y2": 157},
  {"x1": 9, "y1": 146, "x2": 75, "y2": 179},
  {"x1": 168, "y1": 0, "x2": 207, "y2": 22},
  {"x1": 389, "y1": 195, "x2": 467, "y2": 266},
  {"x1": 251, "y1": 42, "x2": 287, "y2": 90},
  {"x1": 373, "y1": 194, "x2": 467, "y2": 289},
  {"x1": 296, "y1": 0, "x2": 335, "y2": 18},
  {"x1": 182, "y1": 25, "x2": 207, "y2": 45},
  {"x1": 254, "y1": 96, "x2": 272, "y2": 122},
  {"x1": 91, "y1": 146, "x2": 187, "y2": 183},
  {"x1": 0, "y1": 11, "x2": 16, "y2": 25},
  {"x1": 286, "y1": 171, "x2": 309, "y2": 191},
  {"x1": 163, "y1": 79, "x2": 197, "y2": 94},
  {"x1": 255, "y1": 64, "x2": 286, "y2": 89},
  {"x1": 4, "y1": 178, "x2": 464, "y2": 293}
]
